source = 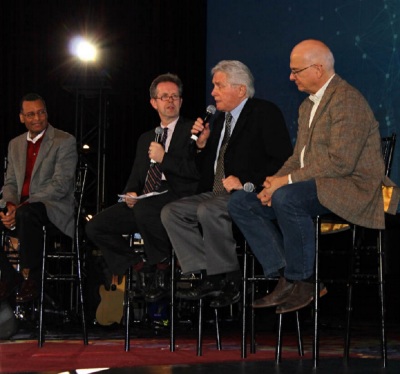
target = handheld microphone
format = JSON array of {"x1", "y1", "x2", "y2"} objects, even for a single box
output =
[
  {"x1": 190, "y1": 105, "x2": 216, "y2": 144},
  {"x1": 0, "y1": 199, "x2": 6, "y2": 213},
  {"x1": 0, "y1": 199, "x2": 16, "y2": 230},
  {"x1": 243, "y1": 182, "x2": 264, "y2": 193},
  {"x1": 150, "y1": 126, "x2": 164, "y2": 164}
]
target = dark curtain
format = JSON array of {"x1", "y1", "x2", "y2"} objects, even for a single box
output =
[{"x1": 0, "y1": 0, "x2": 207, "y2": 209}]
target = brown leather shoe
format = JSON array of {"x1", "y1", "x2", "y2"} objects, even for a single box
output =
[
  {"x1": 15, "y1": 279, "x2": 39, "y2": 303},
  {"x1": 276, "y1": 281, "x2": 314, "y2": 314},
  {"x1": 252, "y1": 277, "x2": 295, "y2": 308}
]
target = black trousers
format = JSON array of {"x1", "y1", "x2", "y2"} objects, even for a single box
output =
[
  {"x1": 0, "y1": 202, "x2": 49, "y2": 281},
  {"x1": 85, "y1": 187, "x2": 178, "y2": 275}
]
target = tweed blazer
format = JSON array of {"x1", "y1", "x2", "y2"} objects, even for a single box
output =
[
  {"x1": 276, "y1": 74, "x2": 392, "y2": 229},
  {"x1": 3, "y1": 124, "x2": 78, "y2": 237}
]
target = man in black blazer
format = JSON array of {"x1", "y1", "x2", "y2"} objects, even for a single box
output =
[
  {"x1": 86, "y1": 73, "x2": 199, "y2": 302},
  {"x1": 161, "y1": 60, "x2": 293, "y2": 308}
]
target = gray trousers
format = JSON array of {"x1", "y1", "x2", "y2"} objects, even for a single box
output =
[{"x1": 161, "y1": 192, "x2": 239, "y2": 276}]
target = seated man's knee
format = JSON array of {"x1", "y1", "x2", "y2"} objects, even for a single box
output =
[
  {"x1": 160, "y1": 203, "x2": 172, "y2": 225},
  {"x1": 228, "y1": 189, "x2": 246, "y2": 211}
]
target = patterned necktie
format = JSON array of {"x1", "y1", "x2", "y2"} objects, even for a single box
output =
[
  {"x1": 213, "y1": 112, "x2": 233, "y2": 195},
  {"x1": 143, "y1": 127, "x2": 168, "y2": 194}
]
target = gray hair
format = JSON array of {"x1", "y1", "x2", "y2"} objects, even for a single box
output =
[{"x1": 211, "y1": 60, "x2": 255, "y2": 98}]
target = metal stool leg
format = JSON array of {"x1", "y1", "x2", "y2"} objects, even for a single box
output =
[
  {"x1": 38, "y1": 226, "x2": 46, "y2": 347},
  {"x1": 197, "y1": 298, "x2": 203, "y2": 356},
  {"x1": 75, "y1": 230, "x2": 88, "y2": 345},
  {"x1": 124, "y1": 266, "x2": 132, "y2": 351},
  {"x1": 170, "y1": 249, "x2": 176, "y2": 352}
]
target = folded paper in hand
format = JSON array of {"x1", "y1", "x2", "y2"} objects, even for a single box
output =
[{"x1": 118, "y1": 190, "x2": 168, "y2": 201}]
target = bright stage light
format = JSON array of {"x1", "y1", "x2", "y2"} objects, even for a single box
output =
[{"x1": 69, "y1": 37, "x2": 98, "y2": 62}]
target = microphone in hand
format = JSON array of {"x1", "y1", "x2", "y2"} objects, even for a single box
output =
[
  {"x1": 243, "y1": 182, "x2": 264, "y2": 193},
  {"x1": 190, "y1": 105, "x2": 216, "y2": 144},
  {"x1": 0, "y1": 199, "x2": 16, "y2": 230},
  {"x1": 150, "y1": 126, "x2": 163, "y2": 164}
]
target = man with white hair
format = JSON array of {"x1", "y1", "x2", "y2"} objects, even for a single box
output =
[{"x1": 161, "y1": 60, "x2": 292, "y2": 308}]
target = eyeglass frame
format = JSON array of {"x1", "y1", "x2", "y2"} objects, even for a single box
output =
[
  {"x1": 21, "y1": 109, "x2": 47, "y2": 120},
  {"x1": 290, "y1": 64, "x2": 319, "y2": 76},
  {"x1": 154, "y1": 94, "x2": 181, "y2": 102}
]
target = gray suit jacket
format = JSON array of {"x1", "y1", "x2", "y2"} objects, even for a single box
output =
[
  {"x1": 3, "y1": 124, "x2": 78, "y2": 237},
  {"x1": 276, "y1": 74, "x2": 394, "y2": 229}
]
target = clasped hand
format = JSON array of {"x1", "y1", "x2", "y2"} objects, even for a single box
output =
[
  {"x1": 0, "y1": 204, "x2": 16, "y2": 229},
  {"x1": 257, "y1": 175, "x2": 288, "y2": 206}
]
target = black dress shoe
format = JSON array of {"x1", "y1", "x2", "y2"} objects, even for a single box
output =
[
  {"x1": 15, "y1": 279, "x2": 39, "y2": 303},
  {"x1": 209, "y1": 281, "x2": 240, "y2": 308},
  {"x1": 175, "y1": 278, "x2": 222, "y2": 300},
  {"x1": 276, "y1": 281, "x2": 314, "y2": 314},
  {"x1": 253, "y1": 277, "x2": 295, "y2": 308},
  {"x1": 145, "y1": 267, "x2": 171, "y2": 302}
]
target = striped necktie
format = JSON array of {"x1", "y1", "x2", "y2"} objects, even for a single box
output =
[
  {"x1": 143, "y1": 127, "x2": 168, "y2": 194},
  {"x1": 213, "y1": 112, "x2": 233, "y2": 195}
]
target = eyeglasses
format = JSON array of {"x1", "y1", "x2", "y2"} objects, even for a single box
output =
[
  {"x1": 154, "y1": 94, "x2": 181, "y2": 102},
  {"x1": 290, "y1": 64, "x2": 318, "y2": 76},
  {"x1": 21, "y1": 109, "x2": 47, "y2": 119}
]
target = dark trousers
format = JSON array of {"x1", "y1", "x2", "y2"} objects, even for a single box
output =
[
  {"x1": 85, "y1": 189, "x2": 177, "y2": 275},
  {"x1": 0, "y1": 202, "x2": 49, "y2": 281}
]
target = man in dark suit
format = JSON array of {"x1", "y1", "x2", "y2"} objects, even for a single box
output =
[
  {"x1": 86, "y1": 73, "x2": 199, "y2": 302},
  {"x1": 0, "y1": 93, "x2": 77, "y2": 303},
  {"x1": 161, "y1": 60, "x2": 293, "y2": 308}
]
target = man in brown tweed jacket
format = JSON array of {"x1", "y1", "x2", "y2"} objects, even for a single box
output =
[{"x1": 228, "y1": 39, "x2": 398, "y2": 314}]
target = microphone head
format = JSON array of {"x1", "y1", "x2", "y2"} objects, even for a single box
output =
[
  {"x1": 243, "y1": 182, "x2": 255, "y2": 193},
  {"x1": 206, "y1": 105, "x2": 216, "y2": 115},
  {"x1": 155, "y1": 126, "x2": 163, "y2": 135},
  {"x1": 0, "y1": 199, "x2": 6, "y2": 209}
]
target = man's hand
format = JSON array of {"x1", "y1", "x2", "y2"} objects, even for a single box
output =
[
  {"x1": 257, "y1": 175, "x2": 289, "y2": 206},
  {"x1": 222, "y1": 175, "x2": 242, "y2": 193},
  {"x1": 125, "y1": 192, "x2": 138, "y2": 208},
  {"x1": 148, "y1": 142, "x2": 165, "y2": 164},
  {"x1": 192, "y1": 117, "x2": 211, "y2": 149},
  {"x1": 0, "y1": 204, "x2": 16, "y2": 229}
]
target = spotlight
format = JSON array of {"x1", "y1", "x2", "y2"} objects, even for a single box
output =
[{"x1": 69, "y1": 37, "x2": 98, "y2": 62}]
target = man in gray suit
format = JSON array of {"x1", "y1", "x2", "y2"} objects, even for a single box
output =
[
  {"x1": 161, "y1": 61, "x2": 292, "y2": 308},
  {"x1": 0, "y1": 93, "x2": 77, "y2": 303},
  {"x1": 229, "y1": 39, "x2": 396, "y2": 314}
]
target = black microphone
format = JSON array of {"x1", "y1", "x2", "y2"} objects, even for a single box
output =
[
  {"x1": 0, "y1": 198, "x2": 16, "y2": 230},
  {"x1": 190, "y1": 105, "x2": 216, "y2": 144},
  {"x1": 0, "y1": 198, "x2": 6, "y2": 213},
  {"x1": 150, "y1": 126, "x2": 163, "y2": 164}
]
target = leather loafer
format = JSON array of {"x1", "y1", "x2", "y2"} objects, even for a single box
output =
[
  {"x1": 253, "y1": 277, "x2": 295, "y2": 308},
  {"x1": 175, "y1": 279, "x2": 222, "y2": 300},
  {"x1": 15, "y1": 279, "x2": 39, "y2": 303},
  {"x1": 276, "y1": 281, "x2": 314, "y2": 314},
  {"x1": 209, "y1": 281, "x2": 240, "y2": 308}
]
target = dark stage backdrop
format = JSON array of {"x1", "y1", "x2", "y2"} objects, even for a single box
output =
[
  {"x1": 206, "y1": 0, "x2": 400, "y2": 186},
  {"x1": 1, "y1": 0, "x2": 207, "y2": 212}
]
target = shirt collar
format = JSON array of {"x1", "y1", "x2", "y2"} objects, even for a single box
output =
[
  {"x1": 229, "y1": 98, "x2": 248, "y2": 123},
  {"x1": 309, "y1": 74, "x2": 335, "y2": 104},
  {"x1": 27, "y1": 129, "x2": 46, "y2": 144}
]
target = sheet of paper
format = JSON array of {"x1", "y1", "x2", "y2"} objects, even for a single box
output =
[{"x1": 118, "y1": 190, "x2": 168, "y2": 200}]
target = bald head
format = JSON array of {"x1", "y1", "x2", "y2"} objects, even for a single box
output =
[{"x1": 290, "y1": 39, "x2": 335, "y2": 94}]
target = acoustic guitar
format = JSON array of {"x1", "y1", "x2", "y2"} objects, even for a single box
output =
[{"x1": 96, "y1": 275, "x2": 126, "y2": 326}]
